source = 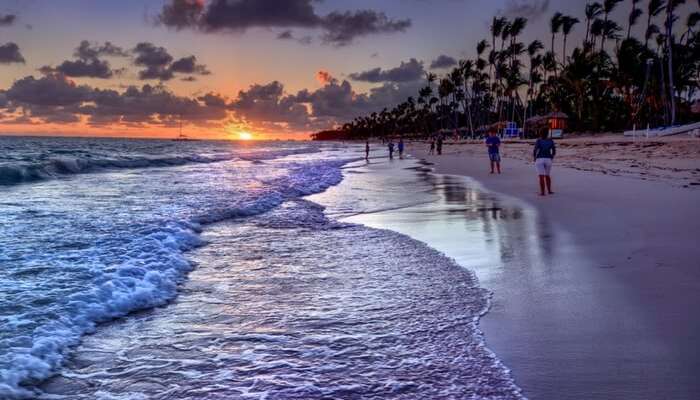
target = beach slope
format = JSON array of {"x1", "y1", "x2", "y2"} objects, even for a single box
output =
[{"x1": 415, "y1": 138, "x2": 700, "y2": 399}]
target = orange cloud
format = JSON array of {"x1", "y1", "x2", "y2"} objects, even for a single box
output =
[{"x1": 316, "y1": 70, "x2": 335, "y2": 85}]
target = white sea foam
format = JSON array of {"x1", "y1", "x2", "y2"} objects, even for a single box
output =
[
  {"x1": 0, "y1": 137, "x2": 356, "y2": 398},
  {"x1": 35, "y1": 199, "x2": 524, "y2": 399}
]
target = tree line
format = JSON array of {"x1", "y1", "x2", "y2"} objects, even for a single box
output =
[{"x1": 312, "y1": 0, "x2": 699, "y2": 141}]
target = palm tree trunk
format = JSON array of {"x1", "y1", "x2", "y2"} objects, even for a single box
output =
[
  {"x1": 563, "y1": 35, "x2": 568, "y2": 66},
  {"x1": 585, "y1": 19, "x2": 591, "y2": 45},
  {"x1": 666, "y1": 4, "x2": 676, "y2": 125},
  {"x1": 658, "y1": 50, "x2": 669, "y2": 125},
  {"x1": 645, "y1": 14, "x2": 651, "y2": 47}
]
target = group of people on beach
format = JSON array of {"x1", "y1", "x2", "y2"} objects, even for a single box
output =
[
  {"x1": 485, "y1": 130, "x2": 556, "y2": 196},
  {"x1": 366, "y1": 138, "x2": 406, "y2": 160},
  {"x1": 365, "y1": 130, "x2": 556, "y2": 196}
]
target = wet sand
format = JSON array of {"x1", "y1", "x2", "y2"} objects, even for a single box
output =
[{"x1": 385, "y1": 142, "x2": 700, "y2": 399}]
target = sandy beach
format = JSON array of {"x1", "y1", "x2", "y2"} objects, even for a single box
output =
[{"x1": 402, "y1": 135, "x2": 700, "y2": 399}]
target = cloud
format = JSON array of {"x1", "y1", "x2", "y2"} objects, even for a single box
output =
[
  {"x1": 227, "y1": 77, "x2": 422, "y2": 132},
  {"x1": 430, "y1": 54, "x2": 457, "y2": 69},
  {"x1": 74, "y1": 40, "x2": 128, "y2": 59},
  {"x1": 0, "y1": 68, "x2": 424, "y2": 134},
  {"x1": 294, "y1": 78, "x2": 422, "y2": 121},
  {"x1": 2, "y1": 74, "x2": 227, "y2": 126},
  {"x1": 316, "y1": 70, "x2": 335, "y2": 85},
  {"x1": 157, "y1": 0, "x2": 206, "y2": 30},
  {"x1": 276, "y1": 30, "x2": 312, "y2": 45},
  {"x1": 40, "y1": 41, "x2": 128, "y2": 79},
  {"x1": 40, "y1": 59, "x2": 116, "y2": 79},
  {"x1": 6, "y1": 74, "x2": 93, "y2": 106},
  {"x1": 320, "y1": 10, "x2": 411, "y2": 46},
  {"x1": 170, "y1": 55, "x2": 211, "y2": 75},
  {"x1": 0, "y1": 42, "x2": 25, "y2": 64},
  {"x1": 499, "y1": 0, "x2": 550, "y2": 20},
  {"x1": 348, "y1": 58, "x2": 425, "y2": 83},
  {"x1": 157, "y1": 0, "x2": 411, "y2": 46},
  {"x1": 132, "y1": 42, "x2": 210, "y2": 81},
  {"x1": 229, "y1": 81, "x2": 312, "y2": 130},
  {"x1": 0, "y1": 14, "x2": 16, "y2": 26}
]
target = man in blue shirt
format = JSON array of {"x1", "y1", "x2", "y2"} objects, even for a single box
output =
[
  {"x1": 533, "y1": 131, "x2": 556, "y2": 195},
  {"x1": 485, "y1": 131, "x2": 501, "y2": 174}
]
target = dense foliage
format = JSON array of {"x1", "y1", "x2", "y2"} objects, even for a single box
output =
[{"x1": 313, "y1": 0, "x2": 699, "y2": 140}]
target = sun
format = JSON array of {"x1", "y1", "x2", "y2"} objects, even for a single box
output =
[{"x1": 237, "y1": 131, "x2": 254, "y2": 140}]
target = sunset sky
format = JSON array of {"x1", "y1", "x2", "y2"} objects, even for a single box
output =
[{"x1": 0, "y1": 0, "x2": 695, "y2": 140}]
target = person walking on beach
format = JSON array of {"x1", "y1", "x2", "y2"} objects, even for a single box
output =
[
  {"x1": 429, "y1": 139, "x2": 435, "y2": 155},
  {"x1": 436, "y1": 136, "x2": 443, "y2": 155},
  {"x1": 398, "y1": 138, "x2": 405, "y2": 159},
  {"x1": 485, "y1": 131, "x2": 501, "y2": 174},
  {"x1": 365, "y1": 140, "x2": 370, "y2": 161},
  {"x1": 534, "y1": 131, "x2": 556, "y2": 195},
  {"x1": 388, "y1": 140, "x2": 395, "y2": 160}
]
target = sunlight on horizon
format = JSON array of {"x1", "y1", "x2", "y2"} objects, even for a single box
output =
[{"x1": 237, "y1": 131, "x2": 254, "y2": 140}]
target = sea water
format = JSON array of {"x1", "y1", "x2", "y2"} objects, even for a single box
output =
[{"x1": 0, "y1": 136, "x2": 523, "y2": 399}]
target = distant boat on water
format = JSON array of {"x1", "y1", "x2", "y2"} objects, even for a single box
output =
[
  {"x1": 172, "y1": 133, "x2": 199, "y2": 142},
  {"x1": 172, "y1": 114, "x2": 200, "y2": 141}
]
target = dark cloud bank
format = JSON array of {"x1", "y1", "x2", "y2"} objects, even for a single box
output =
[
  {"x1": 157, "y1": 0, "x2": 411, "y2": 46},
  {"x1": 39, "y1": 40, "x2": 210, "y2": 81},
  {"x1": 430, "y1": 54, "x2": 457, "y2": 70},
  {"x1": 348, "y1": 58, "x2": 425, "y2": 83},
  {"x1": 0, "y1": 42, "x2": 25, "y2": 64},
  {"x1": 0, "y1": 69, "x2": 423, "y2": 132}
]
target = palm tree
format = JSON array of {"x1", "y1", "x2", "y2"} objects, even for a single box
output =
[
  {"x1": 627, "y1": 0, "x2": 643, "y2": 39},
  {"x1": 665, "y1": 0, "x2": 687, "y2": 125},
  {"x1": 585, "y1": 2, "x2": 603, "y2": 45},
  {"x1": 561, "y1": 16, "x2": 580, "y2": 65},
  {"x1": 490, "y1": 17, "x2": 508, "y2": 86},
  {"x1": 601, "y1": 20, "x2": 623, "y2": 52},
  {"x1": 459, "y1": 59, "x2": 476, "y2": 135},
  {"x1": 601, "y1": 0, "x2": 624, "y2": 51},
  {"x1": 550, "y1": 12, "x2": 563, "y2": 55},
  {"x1": 549, "y1": 12, "x2": 563, "y2": 77},
  {"x1": 681, "y1": 11, "x2": 700, "y2": 44},
  {"x1": 645, "y1": 0, "x2": 666, "y2": 47},
  {"x1": 526, "y1": 40, "x2": 544, "y2": 124}
]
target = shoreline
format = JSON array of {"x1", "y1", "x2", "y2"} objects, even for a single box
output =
[{"x1": 406, "y1": 141, "x2": 700, "y2": 399}]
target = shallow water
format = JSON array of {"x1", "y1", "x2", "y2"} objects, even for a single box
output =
[
  {"x1": 1, "y1": 150, "x2": 526, "y2": 399},
  {"x1": 0, "y1": 137, "x2": 349, "y2": 398},
  {"x1": 3, "y1": 138, "x2": 534, "y2": 399},
  {"x1": 39, "y1": 199, "x2": 522, "y2": 399}
]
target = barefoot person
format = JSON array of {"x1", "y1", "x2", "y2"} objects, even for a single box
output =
[
  {"x1": 388, "y1": 140, "x2": 395, "y2": 160},
  {"x1": 485, "y1": 131, "x2": 501, "y2": 174},
  {"x1": 365, "y1": 140, "x2": 370, "y2": 161},
  {"x1": 534, "y1": 131, "x2": 556, "y2": 195}
]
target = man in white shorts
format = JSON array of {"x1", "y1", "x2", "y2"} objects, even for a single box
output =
[{"x1": 533, "y1": 131, "x2": 556, "y2": 196}]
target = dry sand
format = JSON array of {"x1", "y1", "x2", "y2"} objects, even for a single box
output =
[
  {"x1": 435, "y1": 134, "x2": 700, "y2": 189},
  {"x1": 408, "y1": 134, "x2": 700, "y2": 399}
]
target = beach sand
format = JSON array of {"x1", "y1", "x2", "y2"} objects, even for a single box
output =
[{"x1": 403, "y1": 135, "x2": 700, "y2": 399}]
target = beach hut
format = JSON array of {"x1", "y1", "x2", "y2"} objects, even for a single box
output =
[
  {"x1": 547, "y1": 112, "x2": 568, "y2": 138},
  {"x1": 524, "y1": 115, "x2": 547, "y2": 138}
]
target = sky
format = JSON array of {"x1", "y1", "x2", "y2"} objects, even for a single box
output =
[{"x1": 0, "y1": 0, "x2": 696, "y2": 140}]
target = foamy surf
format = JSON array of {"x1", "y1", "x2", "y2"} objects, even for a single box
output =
[
  {"x1": 37, "y1": 199, "x2": 524, "y2": 399},
  {"x1": 1, "y1": 137, "x2": 524, "y2": 399},
  {"x1": 0, "y1": 138, "x2": 349, "y2": 398}
]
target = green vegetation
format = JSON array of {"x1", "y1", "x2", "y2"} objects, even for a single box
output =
[{"x1": 313, "y1": 0, "x2": 699, "y2": 140}]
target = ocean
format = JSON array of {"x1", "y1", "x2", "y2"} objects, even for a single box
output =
[{"x1": 0, "y1": 136, "x2": 523, "y2": 399}]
